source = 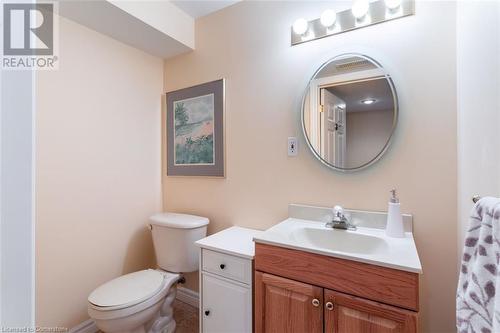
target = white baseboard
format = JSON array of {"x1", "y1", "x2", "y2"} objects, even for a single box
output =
[
  {"x1": 176, "y1": 286, "x2": 199, "y2": 308},
  {"x1": 69, "y1": 318, "x2": 98, "y2": 333}
]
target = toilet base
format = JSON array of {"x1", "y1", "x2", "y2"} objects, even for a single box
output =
[{"x1": 146, "y1": 286, "x2": 177, "y2": 333}]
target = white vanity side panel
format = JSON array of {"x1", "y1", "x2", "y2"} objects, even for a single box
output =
[
  {"x1": 197, "y1": 227, "x2": 257, "y2": 333},
  {"x1": 201, "y1": 272, "x2": 252, "y2": 333},
  {"x1": 199, "y1": 247, "x2": 203, "y2": 333}
]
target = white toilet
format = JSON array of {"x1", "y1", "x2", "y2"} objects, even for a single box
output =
[{"x1": 87, "y1": 213, "x2": 209, "y2": 333}]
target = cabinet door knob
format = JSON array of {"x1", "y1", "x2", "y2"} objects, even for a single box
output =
[
  {"x1": 312, "y1": 298, "x2": 320, "y2": 307},
  {"x1": 219, "y1": 264, "x2": 226, "y2": 270},
  {"x1": 204, "y1": 310, "x2": 210, "y2": 316},
  {"x1": 325, "y1": 302, "x2": 334, "y2": 311}
]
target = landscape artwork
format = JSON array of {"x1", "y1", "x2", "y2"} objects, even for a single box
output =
[
  {"x1": 166, "y1": 79, "x2": 224, "y2": 177},
  {"x1": 174, "y1": 94, "x2": 215, "y2": 165}
]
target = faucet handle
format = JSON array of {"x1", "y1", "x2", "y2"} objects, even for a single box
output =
[
  {"x1": 327, "y1": 205, "x2": 356, "y2": 230},
  {"x1": 333, "y1": 205, "x2": 344, "y2": 217}
]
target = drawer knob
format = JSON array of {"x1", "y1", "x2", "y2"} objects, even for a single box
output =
[
  {"x1": 204, "y1": 310, "x2": 210, "y2": 316},
  {"x1": 312, "y1": 298, "x2": 320, "y2": 307},
  {"x1": 219, "y1": 264, "x2": 226, "y2": 270},
  {"x1": 326, "y1": 302, "x2": 334, "y2": 311}
]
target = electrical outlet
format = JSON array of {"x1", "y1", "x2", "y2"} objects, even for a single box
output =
[{"x1": 288, "y1": 137, "x2": 298, "y2": 156}]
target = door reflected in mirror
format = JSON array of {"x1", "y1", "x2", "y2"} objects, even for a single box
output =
[{"x1": 302, "y1": 54, "x2": 398, "y2": 172}]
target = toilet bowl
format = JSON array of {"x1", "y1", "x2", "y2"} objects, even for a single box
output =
[{"x1": 88, "y1": 213, "x2": 209, "y2": 333}]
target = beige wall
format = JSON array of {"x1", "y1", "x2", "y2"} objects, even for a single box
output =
[
  {"x1": 163, "y1": 1, "x2": 457, "y2": 332},
  {"x1": 36, "y1": 17, "x2": 163, "y2": 328},
  {"x1": 346, "y1": 109, "x2": 394, "y2": 167},
  {"x1": 457, "y1": 1, "x2": 500, "y2": 254}
]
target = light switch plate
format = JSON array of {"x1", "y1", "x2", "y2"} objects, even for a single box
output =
[{"x1": 288, "y1": 137, "x2": 298, "y2": 156}]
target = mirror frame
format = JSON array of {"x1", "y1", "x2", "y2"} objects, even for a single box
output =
[{"x1": 301, "y1": 53, "x2": 399, "y2": 172}]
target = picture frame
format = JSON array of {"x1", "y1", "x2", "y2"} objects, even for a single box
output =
[{"x1": 166, "y1": 79, "x2": 225, "y2": 177}]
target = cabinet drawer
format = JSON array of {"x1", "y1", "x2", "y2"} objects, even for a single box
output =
[{"x1": 202, "y1": 249, "x2": 252, "y2": 284}]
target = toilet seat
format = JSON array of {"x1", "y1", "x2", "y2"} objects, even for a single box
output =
[
  {"x1": 89, "y1": 269, "x2": 167, "y2": 310},
  {"x1": 88, "y1": 270, "x2": 179, "y2": 320}
]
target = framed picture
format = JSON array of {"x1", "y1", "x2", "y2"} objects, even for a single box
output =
[{"x1": 166, "y1": 79, "x2": 225, "y2": 177}]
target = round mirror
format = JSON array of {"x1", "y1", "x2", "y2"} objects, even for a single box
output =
[{"x1": 302, "y1": 54, "x2": 398, "y2": 172}]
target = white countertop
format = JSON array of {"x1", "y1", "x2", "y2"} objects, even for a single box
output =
[
  {"x1": 195, "y1": 226, "x2": 264, "y2": 259},
  {"x1": 253, "y1": 218, "x2": 423, "y2": 273}
]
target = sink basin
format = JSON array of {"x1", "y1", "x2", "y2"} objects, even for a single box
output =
[
  {"x1": 291, "y1": 227, "x2": 389, "y2": 255},
  {"x1": 253, "y1": 217, "x2": 422, "y2": 273}
]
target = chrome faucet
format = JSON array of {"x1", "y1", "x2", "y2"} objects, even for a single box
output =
[{"x1": 326, "y1": 205, "x2": 356, "y2": 230}]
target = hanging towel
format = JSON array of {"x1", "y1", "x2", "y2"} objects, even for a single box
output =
[{"x1": 457, "y1": 197, "x2": 500, "y2": 333}]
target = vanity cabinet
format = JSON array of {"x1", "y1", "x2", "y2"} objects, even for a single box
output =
[
  {"x1": 254, "y1": 243, "x2": 419, "y2": 333},
  {"x1": 255, "y1": 272, "x2": 323, "y2": 333},
  {"x1": 324, "y1": 290, "x2": 417, "y2": 333},
  {"x1": 195, "y1": 227, "x2": 263, "y2": 333}
]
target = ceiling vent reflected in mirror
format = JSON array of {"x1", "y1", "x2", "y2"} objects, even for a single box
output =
[{"x1": 335, "y1": 59, "x2": 373, "y2": 73}]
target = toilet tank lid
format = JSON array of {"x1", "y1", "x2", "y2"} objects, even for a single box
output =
[{"x1": 150, "y1": 212, "x2": 209, "y2": 229}]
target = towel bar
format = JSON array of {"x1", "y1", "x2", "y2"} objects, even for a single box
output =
[{"x1": 472, "y1": 195, "x2": 481, "y2": 203}]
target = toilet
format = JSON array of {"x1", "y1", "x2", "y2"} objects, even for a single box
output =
[{"x1": 87, "y1": 213, "x2": 209, "y2": 333}]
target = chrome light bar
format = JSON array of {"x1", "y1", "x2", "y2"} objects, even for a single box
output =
[{"x1": 291, "y1": 0, "x2": 415, "y2": 46}]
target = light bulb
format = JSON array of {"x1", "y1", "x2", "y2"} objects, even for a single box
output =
[
  {"x1": 385, "y1": 0, "x2": 401, "y2": 10},
  {"x1": 361, "y1": 98, "x2": 376, "y2": 105},
  {"x1": 293, "y1": 18, "x2": 308, "y2": 35},
  {"x1": 352, "y1": 0, "x2": 370, "y2": 19},
  {"x1": 320, "y1": 9, "x2": 337, "y2": 28}
]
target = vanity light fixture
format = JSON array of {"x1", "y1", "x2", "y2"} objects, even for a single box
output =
[
  {"x1": 384, "y1": 0, "x2": 403, "y2": 19},
  {"x1": 361, "y1": 98, "x2": 377, "y2": 105},
  {"x1": 320, "y1": 9, "x2": 337, "y2": 28},
  {"x1": 352, "y1": 0, "x2": 369, "y2": 20},
  {"x1": 292, "y1": 18, "x2": 309, "y2": 35},
  {"x1": 291, "y1": 0, "x2": 415, "y2": 46},
  {"x1": 385, "y1": 0, "x2": 402, "y2": 10}
]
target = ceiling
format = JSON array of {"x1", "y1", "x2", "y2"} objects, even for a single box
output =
[
  {"x1": 326, "y1": 78, "x2": 394, "y2": 113},
  {"x1": 59, "y1": 1, "x2": 194, "y2": 59},
  {"x1": 171, "y1": 0, "x2": 241, "y2": 19}
]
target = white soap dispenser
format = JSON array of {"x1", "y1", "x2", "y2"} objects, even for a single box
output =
[{"x1": 385, "y1": 189, "x2": 405, "y2": 238}]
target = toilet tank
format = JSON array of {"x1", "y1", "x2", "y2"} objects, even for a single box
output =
[{"x1": 149, "y1": 213, "x2": 209, "y2": 273}]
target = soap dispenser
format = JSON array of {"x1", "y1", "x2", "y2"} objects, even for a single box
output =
[{"x1": 385, "y1": 189, "x2": 405, "y2": 238}]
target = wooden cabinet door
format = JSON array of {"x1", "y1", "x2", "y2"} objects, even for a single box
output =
[
  {"x1": 324, "y1": 289, "x2": 418, "y2": 333},
  {"x1": 255, "y1": 271, "x2": 323, "y2": 333}
]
